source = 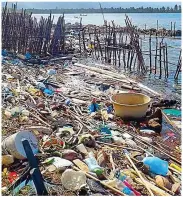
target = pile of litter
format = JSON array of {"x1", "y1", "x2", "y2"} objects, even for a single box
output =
[{"x1": 2, "y1": 53, "x2": 181, "y2": 196}]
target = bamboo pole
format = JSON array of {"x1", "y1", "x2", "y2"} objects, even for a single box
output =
[
  {"x1": 163, "y1": 45, "x2": 166, "y2": 78},
  {"x1": 165, "y1": 43, "x2": 169, "y2": 78},
  {"x1": 159, "y1": 42, "x2": 162, "y2": 78},
  {"x1": 149, "y1": 34, "x2": 152, "y2": 74}
]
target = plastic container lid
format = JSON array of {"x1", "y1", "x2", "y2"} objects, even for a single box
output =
[{"x1": 11, "y1": 131, "x2": 38, "y2": 158}]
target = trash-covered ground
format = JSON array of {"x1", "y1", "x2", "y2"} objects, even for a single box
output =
[{"x1": 2, "y1": 54, "x2": 181, "y2": 196}]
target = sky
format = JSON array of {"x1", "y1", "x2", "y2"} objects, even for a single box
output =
[{"x1": 2, "y1": 2, "x2": 181, "y2": 9}]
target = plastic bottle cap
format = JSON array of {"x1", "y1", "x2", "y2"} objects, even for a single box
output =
[{"x1": 93, "y1": 168, "x2": 103, "y2": 176}]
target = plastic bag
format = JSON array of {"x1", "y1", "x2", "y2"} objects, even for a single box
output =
[{"x1": 143, "y1": 157, "x2": 168, "y2": 176}]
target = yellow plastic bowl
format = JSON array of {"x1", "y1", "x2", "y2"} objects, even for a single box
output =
[{"x1": 111, "y1": 92, "x2": 151, "y2": 119}]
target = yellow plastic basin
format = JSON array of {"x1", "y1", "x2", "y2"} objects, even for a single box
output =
[{"x1": 111, "y1": 92, "x2": 151, "y2": 119}]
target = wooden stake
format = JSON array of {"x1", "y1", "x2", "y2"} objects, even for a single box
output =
[
  {"x1": 159, "y1": 42, "x2": 162, "y2": 79},
  {"x1": 174, "y1": 22, "x2": 176, "y2": 37},
  {"x1": 149, "y1": 34, "x2": 152, "y2": 74}
]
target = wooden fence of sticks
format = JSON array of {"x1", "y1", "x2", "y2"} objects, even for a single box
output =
[
  {"x1": 79, "y1": 15, "x2": 181, "y2": 80},
  {"x1": 2, "y1": 4, "x2": 181, "y2": 80},
  {"x1": 2, "y1": 3, "x2": 65, "y2": 56}
]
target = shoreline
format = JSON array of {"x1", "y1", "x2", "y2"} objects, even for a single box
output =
[{"x1": 2, "y1": 4, "x2": 182, "y2": 196}]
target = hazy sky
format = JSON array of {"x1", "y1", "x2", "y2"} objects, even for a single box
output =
[{"x1": 2, "y1": 2, "x2": 181, "y2": 9}]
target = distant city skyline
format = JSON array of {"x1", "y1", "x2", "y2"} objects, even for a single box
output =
[{"x1": 2, "y1": 2, "x2": 181, "y2": 9}]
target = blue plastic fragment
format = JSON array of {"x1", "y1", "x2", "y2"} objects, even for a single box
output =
[
  {"x1": 43, "y1": 88, "x2": 54, "y2": 95},
  {"x1": 25, "y1": 52, "x2": 31, "y2": 60},
  {"x1": 65, "y1": 98, "x2": 71, "y2": 105},
  {"x1": 88, "y1": 103, "x2": 99, "y2": 113},
  {"x1": 100, "y1": 125, "x2": 112, "y2": 135},
  {"x1": 163, "y1": 109, "x2": 181, "y2": 117},
  {"x1": 13, "y1": 179, "x2": 34, "y2": 195},
  {"x1": 107, "y1": 105, "x2": 113, "y2": 113},
  {"x1": 2, "y1": 49, "x2": 7, "y2": 56},
  {"x1": 12, "y1": 59, "x2": 20, "y2": 65},
  {"x1": 123, "y1": 187, "x2": 133, "y2": 195}
]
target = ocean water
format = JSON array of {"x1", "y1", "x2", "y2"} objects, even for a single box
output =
[
  {"x1": 33, "y1": 13, "x2": 181, "y2": 98},
  {"x1": 33, "y1": 13, "x2": 181, "y2": 30}
]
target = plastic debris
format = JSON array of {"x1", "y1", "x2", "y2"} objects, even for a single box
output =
[
  {"x1": 61, "y1": 169, "x2": 86, "y2": 191},
  {"x1": 143, "y1": 157, "x2": 169, "y2": 176}
]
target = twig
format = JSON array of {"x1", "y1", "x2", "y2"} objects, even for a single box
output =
[{"x1": 29, "y1": 111, "x2": 51, "y2": 127}]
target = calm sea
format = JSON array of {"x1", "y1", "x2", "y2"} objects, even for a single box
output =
[{"x1": 33, "y1": 13, "x2": 181, "y2": 29}]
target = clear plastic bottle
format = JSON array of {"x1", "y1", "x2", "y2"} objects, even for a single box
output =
[
  {"x1": 116, "y1": 179, "x2": 135, "y2": 196},
  {"x1": 84, "y1": 152, "x2": 104, "y2": 176}
]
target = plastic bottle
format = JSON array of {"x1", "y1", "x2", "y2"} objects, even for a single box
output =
[
  {"x1": 84, "y1": 152, "x2": 104, "y2": 176},
  {"x1": 64, "y1": 61, "x2": 69, "y2": 67},
  {"x1": 116, "y1": 179, "x2": 135, "y2": 195},
  {"x1": 115, "y1": 170, "x2": 133, "y2": 184}
]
